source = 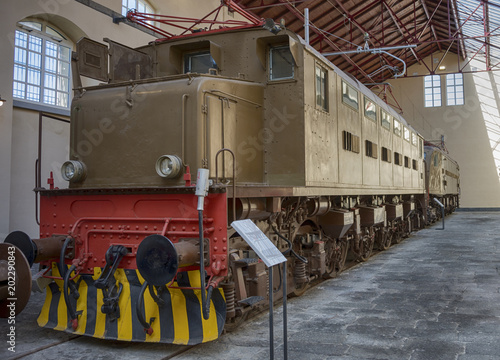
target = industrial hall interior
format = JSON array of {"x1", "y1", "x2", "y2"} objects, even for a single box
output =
[{"x1": 1, "y1": 1, "x2": 500, "y2": 360}]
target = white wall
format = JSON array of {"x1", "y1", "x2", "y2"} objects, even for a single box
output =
[{"x1": 387, "y1": 52, "x2": 500, "y2": 208}]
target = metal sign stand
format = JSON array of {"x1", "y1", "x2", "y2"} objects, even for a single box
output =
[{"x1": 231, "y1": 220, "x2": 288, "y2": 360}]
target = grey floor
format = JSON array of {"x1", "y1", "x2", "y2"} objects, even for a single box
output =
[{"x1": 2, "y1": 211, "x2": 500, "y2": 359}]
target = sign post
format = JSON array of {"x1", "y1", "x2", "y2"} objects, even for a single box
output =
[{"x1": 231, "y1": 220, "x2": 288, "y2": 360}]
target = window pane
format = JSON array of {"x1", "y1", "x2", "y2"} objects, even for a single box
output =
[
  {"x1": 138, "y1": 2, "x2": 145, "y2": 12},
  {"x1": 45, "y1": 73, "x2": 56, "y2": 89},
  {"x1": 184, "y1": 51, "x2": 217, "y2": 74},
  {"x1": 19, "y1": 21, "x2": 42, "y2": 31},
  {"x1": 122, "y1": 5, "x2": 128, "y2": 16},
  {"x1": 270, "y1": 46, "x2": 294, "y2": 80},
  {"x1": 28, "y1": 52, "x2": 41, "y2": 68},
  {"x1": 57, "y1": 92, "x2": 68, "y2": 107},
  {"x1": 44, "y1": 89, "x2": 56, "y2": 105},
  {"x1": 14, "y1": 48, "x2": 27, "y2": 64},
  {"x1": 128, "y1": 0, "x2": 136, "y2": 9},
  {"x1": 27, "y1": 69, "x2": 41, "y2": 85},
  {"x1": 57, "y1": 76, "x2": 69, "y2": 92},
  {"x1": 45, "y1": 41, "x2": 58, "y2": 58},
  {"x1": 15, "y1": 31, "x2": 28, "y2": 48},
  {"x1": 26, "y1": 85, "x2": 40, "y2": 101},
  {"x1": 45, "y1": 57, "x2": 57, "y2": 73},
  {"x1": 58, "y1": 60, "x2": 70, "y2": 76},
  {"x1": 29, "y1": 35, "x2": 42, "y2": 52},
  {"x1": 13, "y1": 82, "x2": 26, "y2": 98},
  {"x1": 13, "y1": 64, "x2": 26, "y2": 82}
]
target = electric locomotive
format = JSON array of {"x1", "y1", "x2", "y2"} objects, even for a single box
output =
[{"x1": 2, "y1": 17, "x2": 459, "y2": 344}]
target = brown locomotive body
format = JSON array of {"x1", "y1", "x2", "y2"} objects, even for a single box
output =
[{"x1": 4, "y1": 26, "x2": 459, "y2": 344}]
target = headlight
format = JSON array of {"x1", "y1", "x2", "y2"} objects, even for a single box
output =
[
  {"x1": 61, "y1": 160, "x2": 87, "y2": 182},
  {"x1": 155, "y1": 155, "x2": 182, "y2": 178}
]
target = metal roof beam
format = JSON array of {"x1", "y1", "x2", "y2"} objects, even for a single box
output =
[{"x1": 420, "y1": 0, "x2": 443, "y2": 51}]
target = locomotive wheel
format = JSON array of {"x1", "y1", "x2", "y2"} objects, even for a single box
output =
[
  {"x1": 376, "y1": 229, "x2": 392, "y2": 251},
  {"x1": 323, "y1": 237, "x2": 348, "y2": 279},
  {"x1": 358, "y1": 235, "x2": 374, "y2": 262}
]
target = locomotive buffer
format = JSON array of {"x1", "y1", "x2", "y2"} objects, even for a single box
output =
[{"x1": 231, "y1": 219, "x2": 288, "y2": 360}]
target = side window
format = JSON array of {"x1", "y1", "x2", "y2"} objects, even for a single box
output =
[
  {"x1": 412, "y1": 132, "x2": 418, "y2": 146},
  {"x1": 393, "y1": 119, "x2": 402, "y2": 137},
  {"x1": 365, "y1": 140, "x2": 378, "y2": 159},
  {"x1": 341, "y1": 81, "x2": 359, "y2": 110},
  {"x1": 315, "y1": 65, "x2": 328, "y2": 111},
  {"x1": 269, "y1": 45, "x2": 294, "y2": 81},
  {"x1": 184, "y1": 51, "x2": 217, "y2": 74},
  {"x1": 364, "y1": 97, "x2": 377, "y2": 122},
  {"x1": 342, "y1": 131, "x2": 360, "y2": 153},
  {"x1": 381, "y1": 110, "x2": 391, "y2": 130},
  {"x1": 403, "y1": 126, "x2": 410, "y2": 142},
  {"x1": 382, "y1": 147, "x2": 392, "y2": 163},
  {"x1": 394, "y1": 152, "x2": 402, "y2": 166}
]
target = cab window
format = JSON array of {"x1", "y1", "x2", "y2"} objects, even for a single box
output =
[
  {"x1": 269, "y1": 45, "x2": 294, "y2": 80},
  {"x1": 184, "y1": 51, "x2": 217, "y2": 74}
]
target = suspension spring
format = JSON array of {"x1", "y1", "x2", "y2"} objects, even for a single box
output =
[
  {"x1": 294, "y1": 259, "x2": 308, "y2": 284},
  {"x1": 221, "y1": 282, "x2": 236, "y2": 318}
]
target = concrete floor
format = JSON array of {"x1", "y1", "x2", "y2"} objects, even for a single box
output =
[{"x1": 2, "y1": 211, "x2": 500, "y2": 359}]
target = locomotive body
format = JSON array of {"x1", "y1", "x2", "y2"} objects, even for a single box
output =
[{"x1": 4, "y1": 26, "x2": 458, "y2": 344}]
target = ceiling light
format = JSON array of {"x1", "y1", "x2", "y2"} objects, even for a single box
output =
[
  {"x1": 0, "y1": 95, "x2": 6, "y2": 107},
  {"x1": 439, "y1": 66, "x2": 446, "y2": 70}
]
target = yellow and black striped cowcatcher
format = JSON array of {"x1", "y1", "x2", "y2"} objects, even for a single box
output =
[{"x1": 37, "y1": 264, "x2": 226, "y2": 344}]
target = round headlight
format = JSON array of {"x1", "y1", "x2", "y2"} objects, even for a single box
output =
[
  {"x1": 155, "y1": 155, "x2": 182, "y2": 178},
  {"x1": 61, "y1": 160, "x2": 87, "y2": 182}
]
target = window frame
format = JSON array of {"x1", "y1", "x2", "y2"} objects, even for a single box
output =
[
  {"x1": 315, "y1": 64, "x2": 328, "y2": 112},
  {"x1": 446, "y1": 73, "x2": 464, "y2": 106},
  {"x1": 424, "y1": 74, "x2": 442, "y2": 107},
  {"x1": 183, "y1": 50, "x2": 218, "y2": 74},
  {"x1": 364, "y1": 96, "x2": 377, "y2": 122},
  {"x1": 381, "y1": 110, "x2": 391, "y2": 130},
  {"x1": 403, "y1": 126, "x2": 410, "y2": 142},
  {"x1": 341, "y1": 80, "x2": 359, "y2": 111},
  {"x1": 269, "y1": 45, "x2": 295, "y2": 81},
  {"x1": 13, "y1": 22, "x2": 72, "y2": 110},
  {"x1": 393, "y1": 119, "x2": 402, "y2": 137}
]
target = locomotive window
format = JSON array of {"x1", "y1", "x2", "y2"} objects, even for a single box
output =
[
  {"x1": 404, "y1": 126, "x2": 410, "y2": 142},
  {"x1": 381, "y1": 110, "x2": 391, "y2": 130},
  {"x1": 434, "y1": 153, "x2": 439, "y2": 167},
  {"x1": 342, "y1": 131, "x2": 360, "y2": 153},
  {"x1": 342, "y1": 81, "x2": 359, "y2": 110},
  {"x1": 412, "y1": 159, "x2": 418, "y2": 170},
  {"x1": 404, "y1": 156, "x2": 410, "y2": 168},
  {"x1": 269, "y1": 45, "x2": 294, "y2": 80},
  {"x1": 365, "y1": 140, "x2": 378, "y2": 159},
  {"x1": 412, "y1": 132, "x2": 418, "y2": 146},
  {"x1": 382, "y1": 147, "x2": 392, "y2": 163},
  {"x1": 364, "y1": 97, "x2": 377, "y2": 122},
  {"x1": 394, "y1": 152, "x2": 402, "y2": 166},
  {"x1": 184, "y1": 51, "x2": 218, "y2": 74},
  {"x1": 315, "y1": 65, "x2": 328, "y2": 111},
  {"x1": 393, "y1": 119, "x2": 402, "y2": 137},
  {"x1": 419, "y1": 138, "x2": 423, "y2": 158}
]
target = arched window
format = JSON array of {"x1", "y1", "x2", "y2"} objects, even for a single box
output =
[{"x1": 13, "y1": 20, "x2": 72, "y2": 109}]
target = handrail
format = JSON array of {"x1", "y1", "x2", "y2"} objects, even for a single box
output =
[{"x1": 215, "y1": 148, "x2": 236, "y2": 223}]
